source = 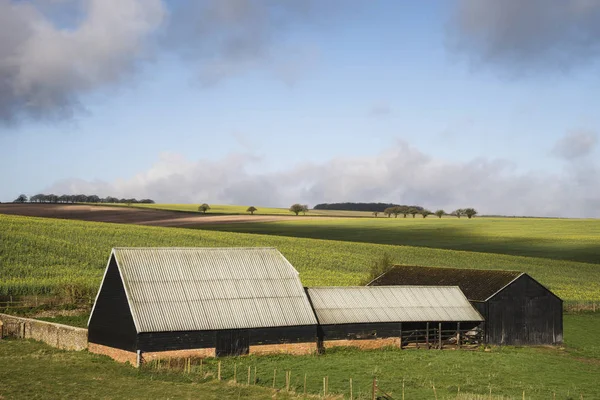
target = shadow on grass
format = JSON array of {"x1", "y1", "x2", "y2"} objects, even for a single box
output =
[{"x1": 193, "y1": 223, "x2": 600, "y2": 265}]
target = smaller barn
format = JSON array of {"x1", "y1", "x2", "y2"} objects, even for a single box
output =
[
  {"x1": 368, "y1": 266, "x2": 563, "y2": 345},
  {"x1": 88, "y1": 247, "x2": 319, "y2": 365},
  {"x1": 306, "y1": 286, "x2": 483, "y2": 351}
]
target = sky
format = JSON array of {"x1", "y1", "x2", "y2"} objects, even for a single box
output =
[{"x1": 1, "y1": 0, "x2": 599, "y2": 218}]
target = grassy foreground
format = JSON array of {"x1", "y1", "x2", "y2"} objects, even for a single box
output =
[
  {"x1": 1, "y1": 314, "x2": 599, "y2": 400},
  {"x1": 195, "y1": 217, "x2": 600, "y2": 265},
  {"x1": 1, "y1": 214, "x2": 599, "y2": 302},
  {"x1": 0, "y1": 339, "x2": 298, "y2": 400}
]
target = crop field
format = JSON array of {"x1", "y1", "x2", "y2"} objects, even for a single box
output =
[
  {"x1": 96, "y1": 203, "x2": 296, "y2": 215},
  {"x1": 1, "y1": 214, "x2": 599, "y2": 302},
  {"x1": 86, "y1": 202, "x2": 375, "y2": 217},
  {"x1": 194, "y1": 217, "x2": 600, "y2": 265}
]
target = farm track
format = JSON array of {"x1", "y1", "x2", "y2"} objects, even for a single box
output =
[{"x1": 0, "y1": 204, "x2": 325, "y2": 227}]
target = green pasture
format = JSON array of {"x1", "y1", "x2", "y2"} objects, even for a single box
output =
[
  {"x1": 97, "y1": 202, "x2": 294, "y2": 215},
  {"x1": 0, "y1": 339, "x2": 296, "y2": 400},
  {"x1": 2, "y1": 313, "x2": 598, "y2": 400},
  {"x1": 195, "y1": 217, "x2": 600, "y2": 265},
  {"x1": 1, "y1": 214, "x2": 599, "y2": 302},
  {"x1": 91, "y1": 202, "x2": 375, "y2": 216}
]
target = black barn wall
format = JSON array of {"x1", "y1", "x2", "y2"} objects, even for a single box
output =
[
  {"x1": 137, "y1": 325, "x2": 317, "y2": 353},
  {"x1": 319, "y1": 321, "x2": 481, "y2": 342},
  {"x1": 88, "y1": 256, "x2": 138, "y2": 351},
  {"x1": 486, "y1": 275, "x2": 563, "y2": 345}
]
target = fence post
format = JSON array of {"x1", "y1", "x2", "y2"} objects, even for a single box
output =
[
  {"x1": 304, "y1": 373, "x2": 307, "y2": 396},
  {"x1": 371, "y1": 377, "x2": 377, "y2": 400},
  {"x1": 426, "y1": 322, "x2": 429, "y2": 349},
  {"x1": 349, "y1": 377, "x2": 353, "y2": 400},
  {"x1": 399, "y1": 322, "x2": 403, "y2": 350}
]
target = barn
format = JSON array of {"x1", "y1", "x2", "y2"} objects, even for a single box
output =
[
  {"x1": 88, "y1": 247, "x2": 319, "y2": 365},
  {"x1": 306, "y1": 286, "x2": 484, "y2": 351},
  {"x1": 368, "y1": 266, "x2": 563, "y2": 345}
]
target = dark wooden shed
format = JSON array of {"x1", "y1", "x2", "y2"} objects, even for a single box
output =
[
  {"x1": 368, "y1": 266, "x2": 563, "y2": 345},
  {"x1": 307, "y1": 286, "x2": 483, "y2": 351},
  {"x1": 88, "y1": 247, "x2": 318, "y2": 365}
]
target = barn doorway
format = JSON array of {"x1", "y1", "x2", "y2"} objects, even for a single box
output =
[{"x1": 216, "y1": 329, "x2": 250, "y2": 356}]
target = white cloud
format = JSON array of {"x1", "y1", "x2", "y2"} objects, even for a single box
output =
[
  {"x1": 0, "y1": 0, "x2": 165, "y2": 122},
  {"x1": 45, "y1": 140, "x2": 600, "y2": 218},
  {"x1": 449, "y1": 0, "x2": 600, "y2": 73},
  {"x1": 0, "y1": 0, "x2": 335, "y2": 123}
]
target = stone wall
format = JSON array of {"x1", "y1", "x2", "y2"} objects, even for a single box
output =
[{"x1": 0, "y1": 313, "x2": 88, "y2": 351}]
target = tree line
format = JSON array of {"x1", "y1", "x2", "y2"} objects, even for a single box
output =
[
  {"x1": 12, "y1": 194, "x2": 155, "y2": 204},
  {"x1": 377, "y1": 206, "x2": 477, "y2": 219},
  {"x1": 314, "y1": 202, "x2": 423, "y2": 212}
]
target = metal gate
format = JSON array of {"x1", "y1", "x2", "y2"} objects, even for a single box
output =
[{"x1": 215, "y1": 329, "x2": 249, "y2": 356}]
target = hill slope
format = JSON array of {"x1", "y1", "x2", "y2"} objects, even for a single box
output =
[{"x1": 1, "y1": 214, "x2": 598, "y2": 302}]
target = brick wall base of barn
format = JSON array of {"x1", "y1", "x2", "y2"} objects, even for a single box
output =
[
  {"x1": 249, "y1": 342, "x2": 318, "y2": 356},
  {"x1": 88, "y1": 343, "x2": 217, "y2": 366},
  {"x1": 142, "y1": 348, "x2": 216, "y2": 361},
  {"x1": 88, "y1": 343, "x2": 139, "y2": 365},
  {"x1": 322, "y1": 337, "x2": 401, "y2": 351}
]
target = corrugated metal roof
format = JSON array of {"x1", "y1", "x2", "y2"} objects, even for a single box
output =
[
  {"x1": 111, "y1": 247, "x2": 318, "y2": 333},
  {"x1": 307, "y1": 286, "x2": 483, "y2": 325},
  {"x1": 368, "y1": 265, "x2": 524, "y2": 301}
]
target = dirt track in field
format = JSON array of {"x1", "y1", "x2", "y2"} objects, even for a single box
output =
[{"x1": 0, "y1": 204, "x2": 322, "y2": 227}]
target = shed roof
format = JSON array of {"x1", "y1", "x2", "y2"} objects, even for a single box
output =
[
  {"x1": 306, "y1": 286, "x2": 483, "y2": 325},
  {"x1": 97, "y1": 247, "x2": 318, "y2": 333},
  {"x1": 368, "y1": 265, "x2": 523, "y2": 301}
]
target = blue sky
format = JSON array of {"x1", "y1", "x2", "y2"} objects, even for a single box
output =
[{"x1": 1, "y1": 0, "x2": 599, "y2": 217}]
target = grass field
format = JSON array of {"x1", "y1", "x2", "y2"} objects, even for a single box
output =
[
  {"x1": 94, "y1": 202, "x2": 379, "y2": 217},
  {"x1": 2, "y1": 214, "x2": 600, "y2": 302},
  {"x1": 98, "y1": 203, "x2": 296, "y2": 215},
  {"x1": 2, "y1": 313, "x2": 599, "y2": 399},
  {"x1": 0, "y1": 339, "x2": 298, "y2": 400},
  {"x1": 2, "y1": 209, "x2": 600, "y2": 399},
  {"x1": 194, "y1": 217, "x2": 600, "y2": 265}
]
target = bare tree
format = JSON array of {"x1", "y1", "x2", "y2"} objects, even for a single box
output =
[
  {"x1": 434, "y1": 209, "x2": 445, "y2": 219},
  {"x1": 372, "y1": 211, "x2": 379, "y2": 217},
  {"x1": 420, "y1": 209, "x2": 432, "y2": 218}
]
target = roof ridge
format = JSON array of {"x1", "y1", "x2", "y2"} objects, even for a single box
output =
[
  {"x1": 390, "y1": 264, "x2": 523, "y2": 275},
  {"x1": 113, "y1": 247, "x2": 278, "y2": 250}
]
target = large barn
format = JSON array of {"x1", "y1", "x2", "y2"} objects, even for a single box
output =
[
  {"x1": 368, "y1": 266, "x2": 563, "y2": 345},
  {"x1": 306, "y1": 286, "x2": 484, "y2": 350},
  {"x1": 88, "y1": 247, "x2": 318, "y2": 365}
]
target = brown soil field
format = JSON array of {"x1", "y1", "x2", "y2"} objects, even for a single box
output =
[{"x1": 0, "y1": 204, "x2": 321, "y2": 227}]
